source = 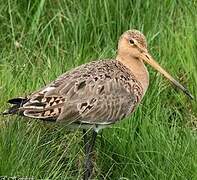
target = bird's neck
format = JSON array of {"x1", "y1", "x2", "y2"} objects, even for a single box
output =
[{"x1": 116, "y1": 54, "x2": 149, "y2": 95}]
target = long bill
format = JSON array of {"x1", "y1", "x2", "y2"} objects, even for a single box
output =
[{"x1": 140, "y1": 52, "x2": 194, "y2": 99}]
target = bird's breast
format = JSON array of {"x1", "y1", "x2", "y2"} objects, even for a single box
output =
[
  {"x1": 116, "y1": 56, "x2": 149, "y2": 98},
  {"x1": 136, "y1": 63, "x2": 149, "y2": 96}
]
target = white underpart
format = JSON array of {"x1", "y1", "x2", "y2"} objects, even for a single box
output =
[
  {"x1": 41, "y1": 86, "x2": 56, "y2": 93},
  {"x1": 67, "y1": 123, "x2": 109, "y2": 133},
  {"x1": 94, "y1": 124, "x2": 109, "y2": 133}
]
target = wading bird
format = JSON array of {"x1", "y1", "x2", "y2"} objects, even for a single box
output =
[{"x1": 3, "y1": 30, "x2": 193, "y2": 180}]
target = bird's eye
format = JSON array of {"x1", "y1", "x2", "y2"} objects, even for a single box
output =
[{"x1": 129, "y1": 39, "x2": 135, "y2": 45}]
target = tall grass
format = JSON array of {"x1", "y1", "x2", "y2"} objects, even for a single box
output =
[{"x1": 0, "y1": 0, "x2": 196, "y2": 179}]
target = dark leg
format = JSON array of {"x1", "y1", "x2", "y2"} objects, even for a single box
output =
[
  {"x1": 83, "y1": 130, "x2": 97, "y2": 180},
  {"x1": 83, "y1": 129, "x2": 89, "y2": 154},
  {"x1": 100, "y1": 131, "x2": 104, "y2": 148}
]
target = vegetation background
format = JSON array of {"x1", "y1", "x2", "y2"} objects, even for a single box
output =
[{"x1": 0, "y1": 0, "x2": 196, "y2": 179}]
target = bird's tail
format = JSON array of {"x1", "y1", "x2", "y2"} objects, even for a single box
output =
[{"x1": 2, "y1": 97, "x2": 28, "y2": 115}]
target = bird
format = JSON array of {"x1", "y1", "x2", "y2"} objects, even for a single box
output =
[{"x1": 2, "y1": 29, "x2": 193, "y2": 180}]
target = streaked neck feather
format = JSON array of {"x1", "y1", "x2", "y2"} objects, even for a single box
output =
[{"x1": 116, "y1": 54, "x2": 149, "y2": 95}]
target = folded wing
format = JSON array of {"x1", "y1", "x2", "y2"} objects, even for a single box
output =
[{"x1": 5, "y1": 60, "x2": 142, "y2": 124}]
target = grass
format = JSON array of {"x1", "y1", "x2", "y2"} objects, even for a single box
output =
[{"x1": 0, "y1": 0, "x2": 196, "y2": 179}]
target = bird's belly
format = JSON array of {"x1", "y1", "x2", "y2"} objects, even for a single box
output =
[{"x1": 66, "y1": 122, "x2": 109, "y2": 133}]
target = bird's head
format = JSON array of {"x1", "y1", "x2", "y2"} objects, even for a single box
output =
[
  {"x1": 118, "y1": 29, "x2": 148, "y2": 58},
  {"x1": 118, "y1": 29, "x2": 193, "y2": 99}
]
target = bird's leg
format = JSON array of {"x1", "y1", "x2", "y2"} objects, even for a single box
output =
[
  {"x1": 83, "y1": 129, "x2": 89, "y2": 154},
  {"x1": 83, "y1": 129, "x2": 97, "y2": 180}
]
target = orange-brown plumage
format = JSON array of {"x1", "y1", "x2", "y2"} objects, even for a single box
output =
[
  {"x1": 3, "y1": 29, "x2": 193, "y2": 180},
  {"x1": 3, "y1": 29, "x2": 193, "y2": 130}
]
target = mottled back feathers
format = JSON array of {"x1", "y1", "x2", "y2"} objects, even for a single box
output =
[{"x1": 5, "y1": 60, "x2": 143, "y2": 125}]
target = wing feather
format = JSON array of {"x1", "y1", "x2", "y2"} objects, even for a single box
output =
[{"x1": 7, "y1": 60, "x2": 143, "y2": 124}]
